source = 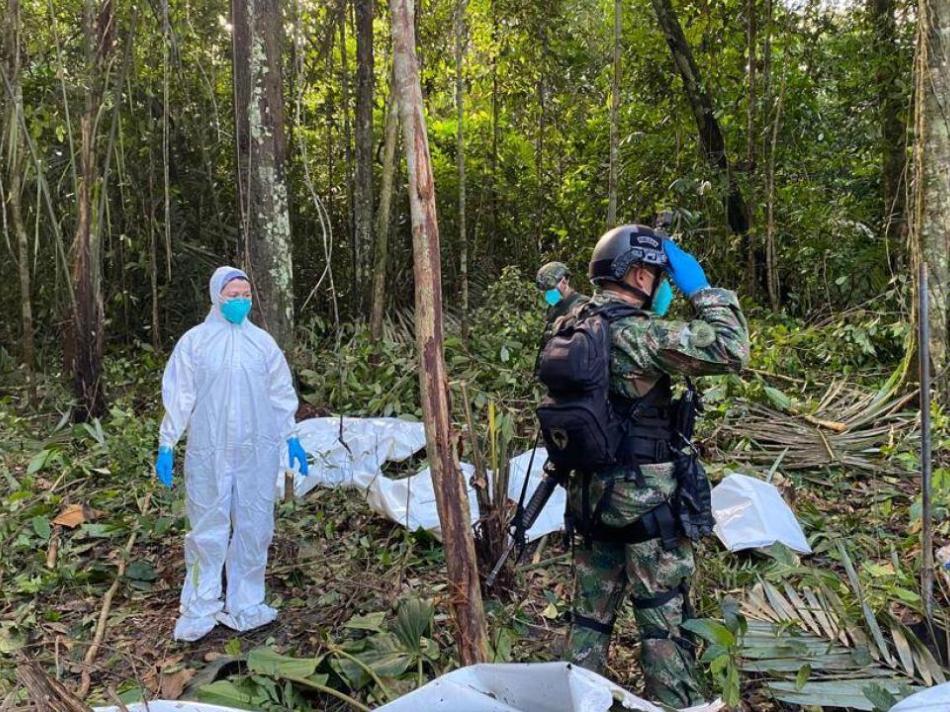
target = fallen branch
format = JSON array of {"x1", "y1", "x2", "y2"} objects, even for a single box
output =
[
  {"x1": 77, "y1": 492, "x2": 152, "y2": 699},
  {"x1": 16, "y1": 657, "x2": 89, "y2": 712}
]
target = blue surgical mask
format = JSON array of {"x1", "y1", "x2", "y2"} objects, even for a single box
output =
[
  {"x1": 544, "y1": 289, "x2": 562, "y2": 306},
  {"x1": 651, "y1": 278, "x2": 673, "y2": 317},
  {"x1": 221, "y1": 297, "x2": 252, "y2": 324}
]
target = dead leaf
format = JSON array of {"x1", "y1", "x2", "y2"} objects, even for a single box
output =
[
  {"x1": 160, "y1": 668, "x2": 195, "y2": 699},
  {"x1": 53, "y1": 504, "x2": 94, "y2": 528}
]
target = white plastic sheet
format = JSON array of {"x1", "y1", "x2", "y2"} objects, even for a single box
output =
[
  {"x1": 94, "y1": 703, "x2": 245, "y2": 712},
  {"x1": 278, "y1": 417, "x2": 562, "y2": 542},
  {"x1": 711, "y1": 473, "x2": 811, "y2": 554},
  {"x1": 278, "y1": 417, "x2": 427, "y2": 497},
  {"x1": 888, "y1": 682, "x2": 950, "y2": 711},
  {"x1": 374, "y1": 662, "x2": 724, "y2": 712}
]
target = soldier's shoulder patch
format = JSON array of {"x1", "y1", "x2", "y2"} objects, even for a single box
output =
[{"x1": 686, "y1": 320, "x2": 716, "y2": 348}]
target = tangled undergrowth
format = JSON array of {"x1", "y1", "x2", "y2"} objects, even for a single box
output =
[{"x1": 1, "y1": 272, "x2": 946, "y2": 710}]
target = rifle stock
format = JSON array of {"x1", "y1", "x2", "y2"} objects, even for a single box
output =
[{"x1": 485, "y1": 469, "x2": 561, "y2": 587}]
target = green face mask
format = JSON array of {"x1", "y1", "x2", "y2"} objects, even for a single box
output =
[
  {"x1": 544, "y1": 289, "x2": 562, "y2": 306},
  {"x1": 651, "y1": 278, "x2": 673, "y2": 317},
  {"x1": 221, "y1": 297, "x2": 252, "y2": 324}
]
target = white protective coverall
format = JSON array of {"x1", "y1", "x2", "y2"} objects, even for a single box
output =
[{"x1": 159, "y1": 266, "x2": 299, "y2": 641}]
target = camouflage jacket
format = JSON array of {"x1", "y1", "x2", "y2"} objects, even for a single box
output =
[
  {"x1": 590, "y1": 287, "x2": 749, "y2": 400},
  {"x1": 541, "y1": 291, "x2": 588, "y2": 349}
]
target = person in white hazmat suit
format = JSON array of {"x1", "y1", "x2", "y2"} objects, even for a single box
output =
[{"x1": 154, "y1": 266, "x2": 310, "y2": 642}]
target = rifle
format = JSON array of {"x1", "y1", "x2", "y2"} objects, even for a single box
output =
[{"x1": 486, "y1": 461, "x2": 563, "y2": 588}]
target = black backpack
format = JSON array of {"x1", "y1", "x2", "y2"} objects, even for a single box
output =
[{"x1": 536, "y1": 302, "x2": 642, "y2": 470}]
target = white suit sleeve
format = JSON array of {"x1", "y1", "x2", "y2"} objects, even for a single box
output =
[
  {"x1": 159, "y1": 333, "x2": 198, "y2": 449},
  {"x1": 267, "y1": 342, "x2": 299, "y2": 440}
]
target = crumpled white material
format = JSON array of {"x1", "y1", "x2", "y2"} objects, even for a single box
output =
[
  {"x1": 375, "y1": 662, "x2": 724, "y2": 712},
  {"x1": 278, "y1": 417, "x2": 427, "y2": 498},
  {"x1": 888, "y1": 682, "x2": 950, "y2": 710},
  {"x1": 278, "y1": 418, "x2": 561, "y2": 543},
  {"x1": 160, "y1": 266, "x2": 299, "y2": 641},
  {"x1": 94, "y1": 703, "x2": 248, "y2": 712},
  {"x1": 711, "y1": 473, "x2": 812, "y2": 554}
]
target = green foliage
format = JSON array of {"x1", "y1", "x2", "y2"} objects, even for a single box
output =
[{"x1": 682, "y1": 596, "x2": 747, "y2": 706}]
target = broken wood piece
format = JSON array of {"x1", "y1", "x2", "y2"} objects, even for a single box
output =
[
  {"x1": 16, "y1": 657, "x2": 89, "y2": 712},
  {"x1": 46, "y1": 524, "x2": 62, "y2": 569},
  {"x1": 76, "y1": 492, "x2": 152, "y2": 699}
]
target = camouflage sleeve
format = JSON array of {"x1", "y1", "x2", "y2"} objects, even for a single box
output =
[{"x1": 615, "y1": 287, "x2": 750, "y2": 378}]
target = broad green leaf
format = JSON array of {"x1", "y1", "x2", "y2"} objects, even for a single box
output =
[
  {"x1": 225, "y1": 638, "x2": 242, "y2": 657},
  {"x1": 31, "y1": 516, "x2": 51, "y2": 541},
  {"x1": 27, "y1": 449, "x2": 51, "y2": 475},
  {"x1": 197, "y1": 680, "x2": 260, "y2": 711},
  {"x1": 393, "y1": 597, "x2": 433, "y2": 654},
  {"x1": 125, "y1": 560, "x2": 156, "y2": 582},
  {"x1": 764, "y1": 386, "x2": 792, "y2": 411},
  {"x1": 681, "y1": 618, "x2": 735, "y2": 647},
  {"x1": 795, "y1": 664, "x2": 812, "y2": 691},
  {"x1": 247, "y1": 647, "x2": 317, "y2": 679},
  {"x1": 345, "y1": 611, "x2": 386, "y2": 632}
]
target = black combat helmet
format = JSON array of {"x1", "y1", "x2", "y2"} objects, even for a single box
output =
[{"x1": 588, "y1": 224, "x2": 668, "y2": 287}]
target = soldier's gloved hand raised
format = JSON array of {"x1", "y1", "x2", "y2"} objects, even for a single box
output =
[{"x1": 664, "y1": 240, "x2": 710, "y2": 297}]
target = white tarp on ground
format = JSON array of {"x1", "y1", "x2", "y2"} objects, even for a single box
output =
[
  {"x1": 375, "y1": 662, "x2": 724, "y2": 712},
  {"x1": 281, "y1": 420, "x2": 811, "y2": 553},
  {"x1": 93, "y1": 665, "x2": 723, "y2": 712},
  {"x1": 711, "y1": 473, "x2": 812, "y2": 554},
  {"x1": 95, "y1": 703, "x2": 245, "y2": 712},
  {"x1": 888, "y1": 682, "x2": 950, "y2": 711},
  {"x1": 278, "y1": 417, "x2": 561, "y2": 542}
]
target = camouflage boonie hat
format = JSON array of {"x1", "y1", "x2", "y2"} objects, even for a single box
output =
[{"x1": 536, "y1": 261, "x2": 571, "y2": 290}]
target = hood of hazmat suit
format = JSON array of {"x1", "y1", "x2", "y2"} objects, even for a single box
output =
[{"x1": 159, "y1": 266, "x2": 299, "y2": 642}]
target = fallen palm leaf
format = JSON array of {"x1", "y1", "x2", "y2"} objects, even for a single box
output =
[
  {"x1": 738, "y1": 575, "x2": 946, "y2": 709},
  {"x1": 713, "y1": 379, "x2": 919, "y2": 473}
]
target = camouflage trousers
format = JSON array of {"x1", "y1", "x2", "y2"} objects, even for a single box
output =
[{"x1": 564, "y1": 462, "x2": 705, "y2": 708}]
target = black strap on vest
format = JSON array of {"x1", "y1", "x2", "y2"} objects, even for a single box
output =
[
  {"x1": 571, "y1": 613, "x2": 615, "y2": 636},
  {"x1": 588, "y1": 500, "x2": 680, "y2": 552}
]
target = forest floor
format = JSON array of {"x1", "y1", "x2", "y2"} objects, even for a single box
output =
[{"x1": 1, "y1": 302, "x2": 948, "y2": 711}]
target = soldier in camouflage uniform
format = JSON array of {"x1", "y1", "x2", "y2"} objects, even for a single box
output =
[
  {"x1": 536, "y1": 261, "x2": 588, "y2": 349},
  {"x1": 564, "y1": 225, "x2": 749, "y2": 707}
]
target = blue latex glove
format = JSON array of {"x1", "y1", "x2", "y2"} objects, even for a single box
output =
[
  {"x1": 663, "y1": 239, "x2": 710, "y2": 297},
  {"x1": 288, "y1": 437, "x2": 309, "y2": 476},
  {"x1": 156, "y1": 446, "x2": 174, "y2": 488}
]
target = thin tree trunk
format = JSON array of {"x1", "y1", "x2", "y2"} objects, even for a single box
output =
[
  {"x1": 765, "y1": 78, "x2": 785, "y2": 311},
  {"x1": 745, "y1": 0, "x2": 758, "y2": 296},
  {"x1": 4, "y1": 0, "x2": 34, "y2": 377},
  {"x1": 339, "y1": 11, "x2": 357, "y2": 312},
  {"x1": 355, "y1": 0, "x2": 375, "y2": 312},
  {"x1": 369, "y1": 82, "x2": 399, "y2": 340},
  {"x1": 490, "y1": 0, "x2": 499, "y2": 248},
  {"x1": 456, "y1": 0, "x2": 469, "y2": 340},
  {"x1": 607, "y1": 0, "x2": 621, "y2": 226},
  {"x1": 67, "y1": 0, "x2": 114, "y2": 422},
  {"x1": 870, "y1": 0, "x2": 907, "y2": 264},
  {"x1": 914, "y1": 0, "x2": 950, "y2": 397},
  {"x1": 534, "y1": 34, "x2": 546, "y2": 257},
  {"x1": 650, "y1": 0, "x2": 749, "y2": 238},
  {"x1": 389, "y1": 0, "x2": 489, "y2": 666},
  {"x1": 232, "y1": 0, "x2": 295, "y2": 350}
]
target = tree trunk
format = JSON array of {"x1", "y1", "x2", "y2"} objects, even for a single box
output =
[
  {"x1": 340, "y1": 11, "x2": 357, "y2": 312},
  {"x1": 355, "y1": 0, "x2": 375, "y2": 311},
  {"x1": 650, "y1": 0, "x2": 749, "y2": 237},
  {"x1": 66, "y1": 0, "x2": 114, "y2": 422},
  {"x1": 914, "y1": 0, "x2": 950, "y2": 397},
  {"x1": 4, "y1": 0, "x2": 34, "y2": 377},
  {"x1": 607, "y1": 0, "x2": 621, "y2": 226},
  {"x1": 232, "y1": 0, "x2": 295, "y2": 350},
  {"x1": 369, "y1": 81, "x2": 399, "y2": 341},
  {"x1": 456, "y1": 0, "x2": 469, "y2": 340},
  {"x1": 765, "y1": 78, "x2": 785, "y2": 311},
  {"x1": 389, "y1": 0, "x2": 489, "y2": 666},
  {"x1": 745, "y1": 0, "x2": 758, "y2": 296},
  {"x1": 870, "y1": 0, "x2": 908, "y2": 263}
]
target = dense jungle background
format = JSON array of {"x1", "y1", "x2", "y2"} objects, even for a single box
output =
[{"x1": 1, "y1": 0, "x2": 949, "y2": 709}]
